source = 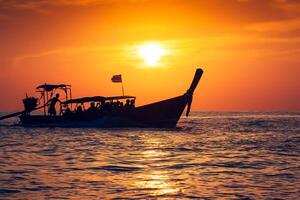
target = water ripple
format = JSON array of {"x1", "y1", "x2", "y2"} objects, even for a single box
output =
[{"x1": 0, "y1": 112, "x2": 299, "y2": 199}]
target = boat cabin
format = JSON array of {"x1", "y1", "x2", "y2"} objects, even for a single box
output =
[
  {"x1": 61, "y1": 95, "x2": 136, "y2": 117},
  {"x1": 23, "y1": 83, "x2": 136, "y2": 117}
]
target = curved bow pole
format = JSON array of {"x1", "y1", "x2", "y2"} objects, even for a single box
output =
[
  {"x1": 186, "y1": 94, "x2": 193, "y2": 117},
  {"x1": 186, "y1": 68, "x2": 203, "y2": 117},
  {"x1": 0, "y1": 104, "x2": 47, "y2": 121}
]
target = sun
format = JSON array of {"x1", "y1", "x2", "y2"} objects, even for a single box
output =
[{"x1": 138, "y1": 44, "x2": 165, "y2": 66}]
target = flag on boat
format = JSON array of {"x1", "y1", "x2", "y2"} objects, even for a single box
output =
[{"x1": 111, "y1": 74, "x2": 122, "y2": 83}]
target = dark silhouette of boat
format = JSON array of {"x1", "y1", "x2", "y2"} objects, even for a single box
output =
[{"x1": 0, "y1": 68, "x2": 203, "y2": 128}]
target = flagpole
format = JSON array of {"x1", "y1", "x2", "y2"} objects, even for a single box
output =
[{"x1": 121, "y1": 82, "x2": 125, "y2": 96}]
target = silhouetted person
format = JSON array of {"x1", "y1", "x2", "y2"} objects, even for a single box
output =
[
  {"x1": 130, "y1": 99, "x2": 135, "y2": 108},
  {"x1": 116, "y1": 101, "x2": 121, "y2": 108},
  {"x1": 76, "y1": 105, "x2": 83, "y2": 114},
  {"x1": 103, "y1": 102, "x2": 109, "y2": 111},
  {"x1": 109, "y1": 101, "x2": 114, "y2": 110},
  {"x1": 125, "y1": 99, "x2": 130, "y2": 109},
  {"x1": 87, "y1": 102, "x2": 97, "y2": 113},
  {"x1": 47, "y1": 93, "x2": 61, "y2": 116},
  {"x1": 96, "y1": 102, "x2": 101, "y2": 109},
  {"x1": 63, "y1": 105, "x2": 72, "y2": 117},
  {"x1": 66, "y1": 107, "x2": 72, "y2": 114},
  {"x1": 88, "y1": 102, "x2": 95, "y2": 110}
]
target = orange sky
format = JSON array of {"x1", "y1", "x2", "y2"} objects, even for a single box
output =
[{"x1": 0, "y1": 0, "x2": 300, "y2": 112}]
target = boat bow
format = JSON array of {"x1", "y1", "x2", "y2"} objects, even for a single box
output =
[{"x1": 185, "y1": 68, "x2": 203, "y2": 116}]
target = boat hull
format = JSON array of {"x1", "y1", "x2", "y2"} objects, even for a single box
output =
[{"x1": 19, "y1": 94, "x2": 188, "y2": 128}]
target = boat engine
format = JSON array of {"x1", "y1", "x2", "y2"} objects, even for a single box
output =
[{"x1": 23, "y1": 97, "x2": 38, "y2": 113}]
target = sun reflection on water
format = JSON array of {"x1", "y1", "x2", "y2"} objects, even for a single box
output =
[
  {"x1": 133, "y1": 136, "x2": 181, "y2": 197},
  {"x1": 135, "y1": 170, "x2": 180, "y2": 196}
]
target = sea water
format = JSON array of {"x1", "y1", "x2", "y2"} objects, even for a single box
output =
[{"x1": 0, "y1": 112, "x2": 299, "y2": 199}]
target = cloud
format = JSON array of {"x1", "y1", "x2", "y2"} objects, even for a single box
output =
[
  {"x1": 0, "y1": 0, "x2": 298, "y2": 23},
  {"x1": 0, "y1": 13, "x2": 8, "y2": 20},
  {"x1": 0, "y1": 0, "x2": 154, "y2": 18},
  {"x1": 0, "y1": 0, "x2": 100, "y2": 14},
  {"x1": 245, "y1": 17, "x2": 300, "y2": 38},
  {"x1": 12, "y1": 46, "x2": 115, "y2": 66},
  {"x1": 0, "y1": 0, "x2": 137, "y2": 9},
  {"x1": 13, "y1": 48, "x2": 80, "y2": 65}
]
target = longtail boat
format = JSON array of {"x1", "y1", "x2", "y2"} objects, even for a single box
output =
[{"x1": 0, "y1": 68, "x2": 203, "y2": 128}]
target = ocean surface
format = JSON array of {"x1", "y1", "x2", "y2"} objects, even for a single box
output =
[{"x1": 0, "y1": 112, "x2": 299, "y2": 199}]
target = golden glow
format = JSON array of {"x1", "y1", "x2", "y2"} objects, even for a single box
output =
[
  {"x1": 138, "y1": 44, "x2": 165, "y2": 66},
  {"x1": 0, "y1": 0, "x2": 300, "y2": 111},
  {"x1": 133, "y1": 136, "x2": 180, "y2": 196},
  {"x1": 135, "y1": 171, "x2": 179, "y2": 196}
]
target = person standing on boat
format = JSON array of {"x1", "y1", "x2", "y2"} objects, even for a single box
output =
[{"x1": 47, "y1": 94, "x2": 61, "y2": 116}]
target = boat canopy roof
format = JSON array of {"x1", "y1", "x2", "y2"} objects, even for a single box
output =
[
  {"x1": 105, "y1": 96, "x2": 136, "y2": 101},
  {"x1": 36, "y1": 84, "x2": 71, "y2": 92},
  {"x1": 62, "y1": 95, "x2": 136, "y2": 104}
]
